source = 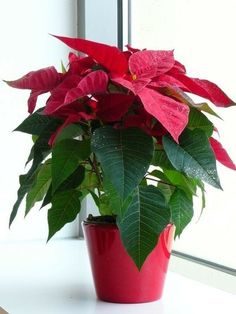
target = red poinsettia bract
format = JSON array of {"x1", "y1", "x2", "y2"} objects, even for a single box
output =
[
  {"x1": 55, "y1": 35, "x2": 233, "y2": 143},
  {"x1": 6, "y1": 35, "x2": 234, "y2": 152}
]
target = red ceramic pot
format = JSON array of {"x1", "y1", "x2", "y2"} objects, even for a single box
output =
[{"x1": 82, "y1": 221, "x2": 175, "y2": 303}]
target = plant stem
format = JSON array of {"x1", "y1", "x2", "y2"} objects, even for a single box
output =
[
  {"x1": 88, "y1": 155, "x2": 102, "y2": 197},
  {"x1": 145, "y1": 176, "x2": 175, "y2": 187}
]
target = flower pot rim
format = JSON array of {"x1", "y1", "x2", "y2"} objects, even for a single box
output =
[
  {"x1": 83, "y1": 215, "x2": 118, "y2": 228},
  {"x1": 83, "y1": 217, "x2": 174, "y2": 231}
]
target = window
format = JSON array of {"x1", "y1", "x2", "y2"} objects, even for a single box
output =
[
  {"x1": 0, "y1": 0, "x2": 78, "y2": 240},
  {"x1": 129, "y1": 0, "x2": 236, "y2": 270}
]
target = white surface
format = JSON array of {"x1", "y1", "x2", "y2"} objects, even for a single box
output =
[
  {"x1": 130, "y1": 0, "x2": 236, "y2": 269},
  {"x1": 0, "y1": 239, "x2": 235, "y2": 314}
]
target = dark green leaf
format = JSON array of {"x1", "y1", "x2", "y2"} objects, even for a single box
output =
[
  {"x1": 117, "y1": 185, "x2": 170, "y2": 270},
  {"x1": 9, "y1": 127, "x2": 54, "y2": 225},
  {"x1": 41, "y1": 165, "x2": 85, "y2": 209},
  {"x1": 169, "y1": 188, "x2": 193, "y2": 237},
  {"x1": 187, "y1": 107, "x2": 214, "y2": 137},
  {"x1": 25, "y1": 160, "x2": 51, "y2": 215},
  {"x1": 25, "y1": 117, "x2": 61, "y2": 166},
  {"x1": 15, "y1": 108, "x2": 61, "y2": 135},
  {"x1": 57, "y1": 165, "x2": 85, "y2": 191},
  {"x1": 47, "y1": 190, "x2": 81, "y2": 241},
  {"x1": 41, "y1": 185, "x2": 52, "y2": 209},
  {"x1": 10, "y1": 170, "x2": 39, "y2": 226},
  {"x1": 51, "y1": 139, "x2": 91, "y2": 192},
  {"x1": 152, "y1": 150, "x2": 174, "y2": 169},
  {"x1": 163, "y1": 129, "x2": 221, "y2": 189},
  {"x1": 91, "y1": 126, "x2": 154, "y2": 200}
]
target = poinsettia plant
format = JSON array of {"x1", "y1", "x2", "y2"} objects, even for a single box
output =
[{"x1": 6, "y1": 35, "x2": 236, "y2": 269}]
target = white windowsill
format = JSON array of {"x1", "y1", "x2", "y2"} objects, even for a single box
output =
[{"x1": 0, "y1": 239, "x2": 235, "y2": 314}]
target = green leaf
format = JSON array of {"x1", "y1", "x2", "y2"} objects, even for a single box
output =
[
  {"x1": 99, "y1": 194, "x2": 112, "y2": 216},
  {"x1": 15, "y1": 108, "x2": 61, "y2": 135},
  {"x1": 61, "y1": 60, "x2": 67, "y2": 73},
  {"x1": 25, "y1": 117, "x2": 61, "y2": 166},
  {"x1": 47, "y1": 190, "x2": 81, "y2": 241},
  {"x1": 187, "y1": 107, "x2": 214, "y2": 137},
  {"x1": 195, "y1": 180, "x2": 206, "y2": 220},
  {"x1": 163, "y1": 129, "x2": 221, "y2": 189},
  {"x1": 9, "y1": 172, "x2": 38, "y2": 226},
  {"x1": 148, "y1": 169, "x2": 170, "y2": 183},
  {"x1": 102, "y1": 178, "x2": 134, "y2": 217},
  {"x1": 117, "y1": 185, "x2": 170, "y2": 270},
  {"x1": 169, "y1": 188, "x2": 193, "y2": 238},
  {"x1": 89, "y1": 190, "x2": 100, "y2": 209},
  {"x1": 79, "y1": 169, "x2": 99, "y2": 191},
  {"x1": 41, "y1": 166, "x2": 85, "y2": 208},
  {"x1": 160, "y1": 86, "x2": 195, "y2": 106},
  {"x1": 157, "y1": 182, "x2": 174, "y2": 203},
  {"x1": 194, "y1": 102, "x2": 222, "y2": 120},
  {"x1": 164, "y1": 169, "x2": 197, "y2": 198},
  {"x1": 9, "y1": 124, "x2": 55, "y2": 225},
  {"x1": 51, "y1": 139, "x2": 91, "y2": 192},
  {"x1": 91, "y1": 126, "x2": 154, "y2": 200},
  {"x1": 25, "y1": 160, "x2": 52, "y2": 215},
  {"x1": 152, "y1": 150, "x2": 174, "y2": 169},
  {"x1": 41, "y1": 165, "x2": 85, "y2": 209},
  {"x1": 41, "y1": 185, "x2": 52, "y2": 209},
  {"x1": 55, "y1": 124, "x2": 83, "y2": 143},
  {"x1": 32, "y1": 135, "x2": 38, "y2": 143}
]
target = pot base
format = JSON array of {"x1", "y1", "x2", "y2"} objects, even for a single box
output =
[{"x1": 83, "y1": 222, "x2": 174, "y2": 303}]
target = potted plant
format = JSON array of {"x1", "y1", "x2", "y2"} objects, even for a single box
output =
[{"x1": 5, "y1": 35, "x2": 235, "y2": 303}]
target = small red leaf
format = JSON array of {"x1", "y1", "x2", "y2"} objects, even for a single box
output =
[
  {"x1": 5, "y1": 66, "x2": 60, "y2": 90},
  {"x1": 129, "y1": 50, "x2": 175, "y2": 79},
  {"x1": 169, "y1": 60, "x2": 186, "y2": 74},
  {"x1": 210, "y1": 137, "x2": 236, "y2": 170},
  {"x1": 171, "y1": 73, "x2": 234, "y2": 107},
  {"x1": 125, "y1": 44, "x2": 140, "y2": 53},
  {"x1": 150, "y1": 74, "x2": 189, "y2": 90},
  {"x1": 64, "y1": 70, "x2": 108, "y2": 104},
  {"x1": 112, "y1": 77, "x2": 136, "y2": 94},
  {"x1": 68, "y1": 53, "x2": 95, "y2": 75},
  {"x1": 96, "y1": 94, "x2": 134, "y2": 122},
  {"x1": 54, "y1": 35, "x2": 128, "y2": 75},
  {"x1": 44, "y1": 75, "x2": 82, "y2": 114},
  {"x1": 112, "y1": 76, "x2": 150, "y2": 94},
  {"x1": 124, "y1": 108, "x2": 168, "y2": 138},
  {"x1": 28, "y1": 90, "x2": 44, "y2": 113},
  {"x1": 138, "y1": 88, "x2": 189, "y2": 142}
]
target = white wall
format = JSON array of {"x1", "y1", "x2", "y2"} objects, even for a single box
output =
[
  {"x1": 130, "y1": 0, "x2": 236, "y2": 269},
  {"x1": 0, "y1": 0, "x2": 78, "y2": 241}
]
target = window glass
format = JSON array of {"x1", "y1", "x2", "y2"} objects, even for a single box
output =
[
  {"x1": 0, "y1": 0, "x2": 78, "y2": 240},
  {"x1": 130, "y1": 0, "x2": 236, "y2": 269}
]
